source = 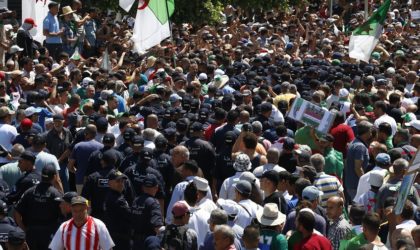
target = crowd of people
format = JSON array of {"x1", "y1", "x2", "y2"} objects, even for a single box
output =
[{"x1": 0, "y1": 0, "x2": 418, "y2": 249}]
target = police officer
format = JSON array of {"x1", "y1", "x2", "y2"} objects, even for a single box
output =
[
  {"x1": 54, "y1": 191, "x2": 78, "y2": 222},
  {"x1": 182, "y1": 122, "x2": 216, "y2": 183},
  {"x1": 6, "y1": 151, "x2": 41, "y2": 205},
  {"x1": 0, "y1": 200, "x2": 18, "y2": 249},
  {"x1": 124, "y1": 147, "x2": 164, "y2": 192},
  {"x1": 104, "y1": 170, "x2": 131, "y2": 250},
  {"x1": 14, "y1": 164, "x2": 62, "y2": 250},
  {"x1": 86, "y1": 133, "x2": 124, "y2": 176},
  {"x1": 130, "y1": 174, "x2": 163, "y2": 249},
  {"x1": 214, "y1": 131, "x2": 236, "y2": 193},
  {"x1": 119, "y1": 135, "x2": 144, "y2": 172},
  {"x1": 82, "y1": 150, "x2": 134, "y2": 220},
  {"x1": 154, "y1": 135, "x2": 174, "y2": 203},
  {"x1": 117, "y1": 127, "x2": 135, "y2": 157}
]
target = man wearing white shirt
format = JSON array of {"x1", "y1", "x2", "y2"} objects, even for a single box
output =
[
  {"x1": 404, "y1": 71, "x2": 418, "y2": 94},
  {"x1": 234, "y1": 180, "x2": 262, "y2": 228},
  {"x1": 193, "y1": 176, "x2": 217, "y2": 214},
  {"x1": 0, "y1": 107, "x2": 17, "y2": 166},
  {"x1": 354, "y1": 153, "x2": 390, "y2": 202},
  {"x1": 373, "y1": 101, "x2": 397, "y2": 136},
  {"x1": 219, "y1": 153, "x2": 252, "y2": 200},
  {"x1": 165, "y1": 160, "x2": 212, "y2": 224},
  {"x1": 395, "y1": 201, "x2": 417, "y2": 231}
]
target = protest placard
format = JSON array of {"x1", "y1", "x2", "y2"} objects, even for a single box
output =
[
  {"x1": 394, "y1": 172, "x2": 418, "y2": 215},
  {"x1": 288, "y1": 98, "x2": 336, "y2": 134}
]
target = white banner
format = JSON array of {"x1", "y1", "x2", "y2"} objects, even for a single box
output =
[
  {"x1": 0, "y1": 0, "x2": 7, "y2": 8},
  {"x1": 21, "y1": 0, "x2": 51, "y2": 44}
]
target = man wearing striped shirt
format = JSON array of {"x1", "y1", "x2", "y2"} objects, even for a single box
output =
[
  {"x1": 311, "y1": 154, "x2": 344, "y2": 209},
  {"x1": 49, "y1": 196, "x2": 115, "y2": 250}
]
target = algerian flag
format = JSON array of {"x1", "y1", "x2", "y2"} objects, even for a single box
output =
[
  {"x1": 70, "y1": 47, "x2": 82, "y2": 61},
  {"x1": 130, "y1": 0, "x2": 174, "y2": 53},
  {"x1": 349, "y1": 0, "x2": 391, "y2": 62},
  {"x1": 119, "y1": 0, "x2": 136, "y2": 12}
]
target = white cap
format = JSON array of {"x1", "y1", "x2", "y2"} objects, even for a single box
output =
[
  {"x1": 82, "y1": 77, "x2": 94, "y2": 87},
  {"x1": 386, "y1": 67, "x2": 396, "y2": 75},
  {"x1": 217, "y1": 198, "x2": 239, "y2": 216},
  {"x1": 214, "y1": 69, "x2": 225, "y2": 76},
  {"x1": 339, "y1": 88, "x2": 349, "y2": 98},
  {"x1": 24, "y1": 107, "x2": 42, "y2": 117},
  {"x1": 198, "y1": 73, "x2": 208, "y2": 81},
  {"x1": 9, "y1": 45, "x2": 24, "y2": 54},
  {"x1": 405, "y1": 120, "x2": 420, "y2": 131},
  {"x1": 368, "y1": 170, "x2": 385, "y2": 187},
  {"x1": 193, "y1": 176, "x2": 209, "y2": 192}
]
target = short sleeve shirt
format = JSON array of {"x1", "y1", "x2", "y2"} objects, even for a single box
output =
[
  {"x1": 345, "y1": 138, "x2": 369, "y2": 190},
  {"x1": 43, "y1": 12, "x2": 62, "y2": 44}
]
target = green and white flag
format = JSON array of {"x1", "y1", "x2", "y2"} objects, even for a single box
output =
[
  {"x1": 349, "y1": 0, "x2": 391, "y2": 62},
  {"x1": 120, "y1": 0, "x2": 174, "y2": 53}
]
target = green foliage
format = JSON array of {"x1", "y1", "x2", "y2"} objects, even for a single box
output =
[{"x1": 84, "y1": 0, "x2": 307, "y2": 24}]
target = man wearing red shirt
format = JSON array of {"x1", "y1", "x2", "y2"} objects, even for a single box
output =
[
  {"x1": 294, "y1": 209, "x2": 333, "y2": 250},
  {"x1": 204, "y1": 108, "x2": 226, "y2": 141},
  {"x1": 330, "y1": 112, "x2": 354, "y2": 158}
]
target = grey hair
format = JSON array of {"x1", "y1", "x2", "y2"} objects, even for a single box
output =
[
  {"x1": 214, "y1": 225, "x2": 235, "y2": 244},
  {"x1": 357, "y1": 120, "x2": 373, "y2": 136},
  {"x1": 266, "y1": 148, "x2": 280, "y2": 164},
  {"x1": 11, "y1": 144, "x2": 25, "y2": 158},
  {"x1": 142, "y1": 128, "x2": 156, "y2": 142},
  {"x1": 310, "y1": 154, "x2": 325, "y2": 172},
  {"x1": 209, "y1": 209, "x2": 228, "y2": 225},
  {"x1": 251, "y1": 121, "x2": 263, "y2": 134}
]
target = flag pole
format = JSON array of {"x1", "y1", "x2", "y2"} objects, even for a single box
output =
[{"x1": 164, "y1": 0, "x2": 176, "y2": 67}]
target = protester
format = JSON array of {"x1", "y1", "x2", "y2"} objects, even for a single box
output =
[{"x1": 0, "y1": 0, "x2": 418, "y2": 249}]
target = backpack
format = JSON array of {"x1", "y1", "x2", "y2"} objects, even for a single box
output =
[{"x1": 161, "y1": 224, "x2": 189, "y2": 250}]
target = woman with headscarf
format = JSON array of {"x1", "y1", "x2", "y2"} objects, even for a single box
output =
[{"x1": 16, "y1": 18, "x2": 36, "y2": 58}]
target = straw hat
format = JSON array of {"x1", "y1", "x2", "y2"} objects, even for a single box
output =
[
  {"x1": 60, "y1": 6, "x2": 76, "y2": 16},
  {"x1": 210, "y1": 75, "x2": 229, "y2": 89},
  {"x1": 256, "y1": 203, "x2": 286, "y2": 226}
]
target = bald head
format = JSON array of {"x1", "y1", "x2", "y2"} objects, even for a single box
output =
[
  {"x1": 146, "y1": 114, "x2": 159, "y2": 129},
  {"x1": 326, "y1": 196, "x2": 344, "y2": 220},
  {"x1": 171, "y1": 145, "x2": 190, "y2": 167},
  {"x1": 266, "y1": 148, "x2": 280, "y2": 164},
  {"x1": 410, "y1": 134, "x2": 420, "y2": 148}
]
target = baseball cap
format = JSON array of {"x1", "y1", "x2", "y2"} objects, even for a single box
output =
[
  {"x1": 169, "y1": 93, "x2": 182, "y2": 103},
  {"x1": 193, "y1": 176, "x2": 209, "y2": 192},
  {"x1": 339, "y1": 88, "x2": 349, "y2": 98},
  {"x1": 8, "y1": 228, "x2": 26, "y2": 246},
  {"x1": 24, "y1": 17, "x2": 37, "y2": 27},
  {"x1": 123, "y1": 128, "x2": 136, "y2": 140},
  {"x1": 198, "y1": 73, "x2": 208, "y2": 81},
  {"x1": 108, "y1": 169, "x2": 127, "y2": 181},
  {"x1": 318, "y1": 134, "x2": 334, "y2": 142},
  {"x1": 102, "y1": 133, "x2": 115, "y2": 144},
  {"x1": 53, "y1": 113, "x2": 64, "y2": 121},
  {"x1": 55, "y1": 192, "x2": 78, "y2": 203},
  {"x1": 302, "y1": 186, "x2": 323, "y2": 201},
  {"x1": 405, "y1": 120, "x2": 420, "y2": 130},
  {"x1": 9, "y1": 45, "x2": 24, "y2": 54},
  {"x1": 154, "y1": 135, "x2": 168, "y2": 148},
  {"x1": 375, "y1": 153, "x2": 391, "y2": 165},
  {"x1": 139, "y1": 148, "x2": 153, "y2": 161},
  {"x1": 172, "y1": 201, "x2": 190, "y2": 217},
  {"x1": 234, "y1": 180, "x2": 252, "y2": 196},
  {"x1": 24, "y1": 107, "x2": 42, "y2": 117},
  {"x1": 142, "y1": 174, "x2": 158, "y2": 187},
  {"x1": 71, "y1": 196, "x2": 88, "y2": 206},
  {"x1": 368, "y1": 170, "x2": 385, "y2": 187},
  {"x1": 19, "y1": 150, "x2": 36, "y2": 163},
  {"x1": 190, "y1": 122, "x2": 204, "y2": 133},
  {"x1": 20, "y1": 118, "x2": 33, "y2": 128},
  {"x1": 41, "y1": 164, "x2": 57, "y2": 180},
  {"x1": 260, "y1": 102, "x2": 272, "y2": 113},
  {"x1": 0, "y1": 106, "x2": 15, "y2": 118},
  {"x1": 224, "y1": 131, "x2": 235, "y2": 144},
  {"x1": 131, "y1": 135, "x2": 144, "y2": 147},
  {"x1": 217, "y1": 198, "x2": 239, "y2": 216}
]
